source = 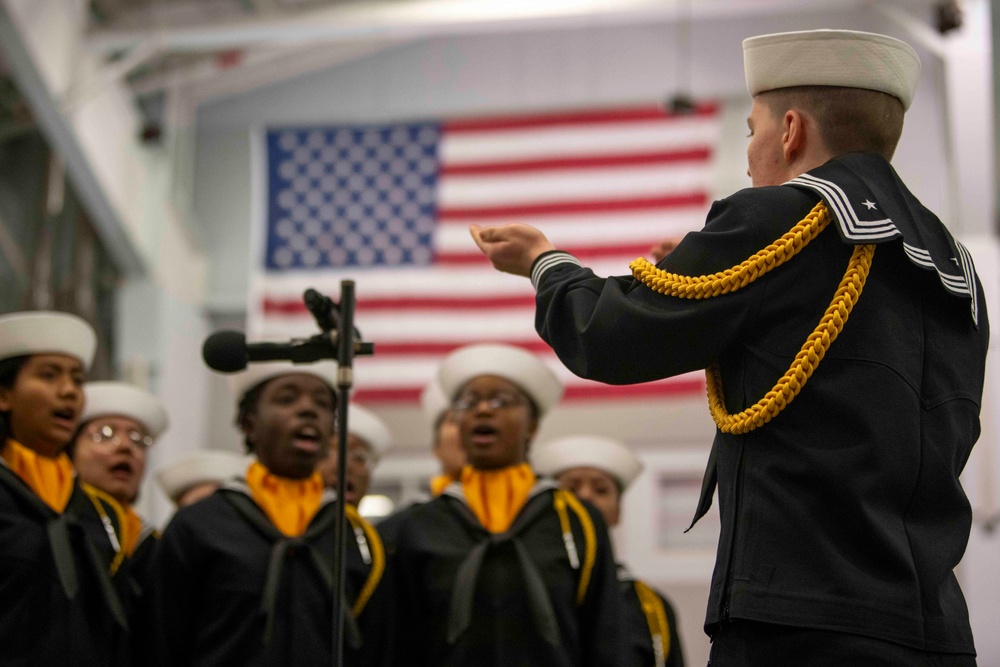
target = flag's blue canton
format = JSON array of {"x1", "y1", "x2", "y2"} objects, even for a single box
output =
[{"x1": 265, "y1": 123, "x2": 441, "y2": 271}]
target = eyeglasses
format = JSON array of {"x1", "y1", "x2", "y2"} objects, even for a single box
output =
[
  {"x1": 451, "y1": 393, "x2": 524, "y2": 412},
  {"x1": 346, "y1": 449, "x2": 374, "y2": 466},
  {"x1": 88, "y1": 424, "x2": 154, "y2": 449}
]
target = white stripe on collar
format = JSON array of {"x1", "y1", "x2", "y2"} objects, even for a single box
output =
[
  {"x1": 787, "y1": 174, "x2": 979, "y2": 324},
  {"x1": 786, "y1": 174, "x2": 898, "y2": 240}
]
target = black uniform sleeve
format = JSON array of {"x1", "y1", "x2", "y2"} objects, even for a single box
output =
[{"x1": 534, "y1": 190, "x2": 786, "y2": 384}]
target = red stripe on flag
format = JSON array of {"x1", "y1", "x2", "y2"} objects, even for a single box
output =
[
  {"x1": 443, "y1": 103, "x2": 719, "y2": 133},
  {"x1": 352, "y1": 378, "x2": 705, "y2": 404},
  {"x1": 440, "y1": 148, "x2": 712, "y2": 176},
  {"x1": 438, "y1": 193, "x2": 708, "y2": 221}
]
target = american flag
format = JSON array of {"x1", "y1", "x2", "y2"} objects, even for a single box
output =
[{"x1": 250, "y1": 103, "x2": 721, "y2": 404}]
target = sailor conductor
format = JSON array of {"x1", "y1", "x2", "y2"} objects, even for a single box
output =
[{"x1": 472, "y1": 30, "x2": 987, "y2": 666}]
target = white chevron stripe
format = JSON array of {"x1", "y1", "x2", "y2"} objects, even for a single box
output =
[
  {"x1": 956, "y1": 241, "x2": 979, "y2": 322},
  {"x1": 788, "y1": 175, "x2": 977, "y2": 323},
  {"x1": 789, "y1": 174, "x2": 897, "y2": 239}
]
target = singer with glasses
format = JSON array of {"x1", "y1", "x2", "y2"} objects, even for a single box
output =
[
  {"x1": 388, "y1": 343, "x2": 623, "y2": 667},
  {"x1": 149, "y1": 361, "x2": 391, "y2": 667},
  {"x1": 68, "y1": 381, "x2": 169, "y2": 665}
]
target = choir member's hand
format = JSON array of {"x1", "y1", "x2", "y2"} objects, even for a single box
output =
[
  {"x1": 469, "y1": 224, "x2": 556, "y2": 278},
  {"x1": 649, "y1": 236, "x2": 683, "y2": 263}
]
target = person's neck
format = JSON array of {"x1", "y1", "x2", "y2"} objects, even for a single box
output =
[
  {"x1": 468, "y1": 460, "x2": 528, "y2": 473},
  {"x1": 789, "y1": 150, "x2": 835, "y2": 180},
  {"x1": 7, "y1": 437, "x2": 63, "y2": 459},
  {"x1": 255, "y1": 459, "x2": 315, "y2": 481}
]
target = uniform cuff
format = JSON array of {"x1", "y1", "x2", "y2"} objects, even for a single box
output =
[{"x1": 530, "y1": 251, "x2": 582, "y2": 290}]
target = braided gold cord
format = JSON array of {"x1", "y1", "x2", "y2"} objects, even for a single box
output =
[
  {"x1": 629, "y1": 201, "x2": 830, "y2": 298},
  {"x1": 706, "y1": 243, "x2": 875, "y2": 434},
  {"x1": 625, "y1": 200, "x2": 875, "y2": 435}
]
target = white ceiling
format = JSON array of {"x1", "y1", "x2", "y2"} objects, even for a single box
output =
[{"x1": 84, "y1": 0, "x2": 947, "y2": 102}]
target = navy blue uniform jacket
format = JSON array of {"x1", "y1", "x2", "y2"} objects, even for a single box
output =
[{"x1": 532, "y1": 153, "x2": 988, "y2": 654}]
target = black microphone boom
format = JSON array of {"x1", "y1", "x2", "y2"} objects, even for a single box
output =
[{"x1": 202, "y1": 330, "x2": 359, "y2": 373}]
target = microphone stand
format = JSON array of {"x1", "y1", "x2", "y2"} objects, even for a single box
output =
[{"x1": 303, "y1": 283, "x2": 373, "y2": 667}]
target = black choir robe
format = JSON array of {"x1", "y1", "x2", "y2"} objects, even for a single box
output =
[
  {"x1": 389, "y1": 479, "x2": 624, "y2": 666},
  {"x1": 532, "y1": 153, "x2": 987, "y2": 654},
  {"x1": 150, "y1": 482, "x2": 391, "y2": 666},
  {"x1": 0, "y1": 464, "x2": 130, "y2": 666},
  {"x1": 618, "y1": 567, "x2": 684, "y2": 667}
]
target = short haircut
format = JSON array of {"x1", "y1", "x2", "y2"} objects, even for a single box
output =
[{"x1": 760, "y1": 85, "x2": 905, "y2": 160}]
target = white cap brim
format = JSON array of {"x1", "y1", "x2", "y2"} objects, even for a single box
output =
[
  {"x1": 420, "y1": 380, "x2": 451, "y2": 429},
  {"x1": 156, "y1": 450, "x2": 250, "y2": 503},
  {"x1": 0, "y1": 311, "x2": 97, "y2": 370},
  {"x1": 347, "y1": 403, "x2": 392, "y2": 457},
  {"x1": 82, "y1": 382, "x2": 169, "y2": 438},
  {"x1": 437, "y1": 344, "x2": 563, "y2": 416},
  {"x1": 226, "y1": 361, "x2": 338, "y2": 403},
  {"x1": 532, "y1": 436, "x2": 643, "y2": 491},
  {"x1": 744, "y1": 29, "x2": 921, "y2": 110}
]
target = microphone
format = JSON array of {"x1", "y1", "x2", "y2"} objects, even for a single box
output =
[{"x1": 202, "y1": 330, "x2": 339, "y2": 373}]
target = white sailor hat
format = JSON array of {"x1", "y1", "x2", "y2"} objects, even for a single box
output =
[
  {"x1": 743, "y1": 29, "x2": 921, "y2": 110},
  {"x1": 226, "y1": 361, "x2": 338, "y2": 403},
  {"x1": 420, "y1": 380, "x2": 451, "y2": 429},
  {"x1": 0, "y1": 311, "x2": 97, "y2": 370},
  {"x1": 532, "y1": 436, "x2": 644, "y2": 492},
  {"x1": 156, "y1": 449, "x2": 250, "y2": 504},
  {"x1": 437, "y1": 343, "x2": 564, "y2": 416},
  {"x1": 347, "y1": 403, "x2": 392, "y2": 459},
  {"x1": 81, "y1": 382, "x2": 169, "y2": 438}
]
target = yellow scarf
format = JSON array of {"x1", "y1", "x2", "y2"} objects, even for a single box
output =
[
  {"x1": 122, "y1": 505, "x2": 144, "y2": 556},
  {"x1": 461, "y1": 463, "x2": 535, "y2": 534},
  {"x1": 245, "y1": 461, "x2": 324, "y2": 537},
  {"x1": 80, "y1": 481, "x2": 145, "y2": 559},
  {"x1": 1, "y1": 439, "x2": 75, "y2": 513},
  {"x1": 430, "y1": 474, "x2": 455, "y2": 498}
]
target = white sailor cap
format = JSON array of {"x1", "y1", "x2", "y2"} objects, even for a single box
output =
[
  {"x1": 0, "y1": 311, "x2": 97, "y2": 370},
  {"x1": 81, "y1": 382, "x2": 169, "y2": 438},
  {"x1": 532, "y1": 436, "x2": 644, "y2": 492},
  {"x1": 420, "y1": 380, "x2": 451, "y2": 429},
  {"x1": 743, "y1": 29, "x2": 921, "y2": 110},
  {"x1": 226, "y1": 361, "x2": 338, "y2": 403},
  {"x1": 437, "y1": 343, "x2": 564, "y2": 416},
  {"x1": 156, "y1": 449, "x2": 250, "y2": 503},
  {"x1": 347, "y1": 403, "x2": 392, "y2": 459}
]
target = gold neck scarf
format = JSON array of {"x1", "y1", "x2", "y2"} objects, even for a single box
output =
[
  {"x1": 1, "y1": 439, "x2": 75, "y2": 513},
  {"x1": 429, "y1": 473, "x2": 456, "y2": 498},
  {"x1": 461, "y1": 463, "x2": 535, "y2": 534},
  {"x1": 245, "y1": 461, "x2": 324, "y2": 537}
]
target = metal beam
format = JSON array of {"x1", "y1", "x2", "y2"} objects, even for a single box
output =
[
  {"x1": 0, "y1": 2, "x2": 145, "y2": 278},
  {"x1": 84, "y1": 0, "x2": 862, "y2": 55}
]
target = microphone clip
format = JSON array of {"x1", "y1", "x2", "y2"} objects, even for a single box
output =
[{"x1": 303, "y1": 287, "x2": 374, "y2": 358}]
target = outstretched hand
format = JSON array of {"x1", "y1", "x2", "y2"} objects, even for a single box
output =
[{"x1": 470, "y1": 224, "x2": 556, "y2": 277}]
